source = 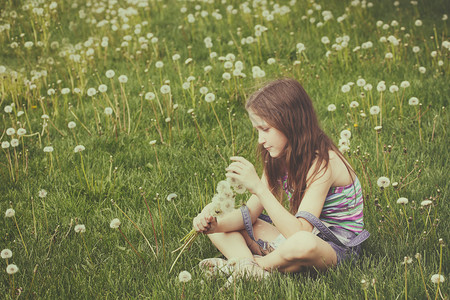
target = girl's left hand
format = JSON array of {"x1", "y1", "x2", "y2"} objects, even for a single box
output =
[{"x1": 225, "y1": 156, "x2": 264, "y2": 195}]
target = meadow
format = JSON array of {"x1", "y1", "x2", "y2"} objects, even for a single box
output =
[{"x1": 0, "y1": 0, "x2": 448, "y2": 298}]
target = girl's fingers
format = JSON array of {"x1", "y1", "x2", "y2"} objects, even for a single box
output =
[{"x1": 230, "y1": 156, "x2": 251, "y2": 166}]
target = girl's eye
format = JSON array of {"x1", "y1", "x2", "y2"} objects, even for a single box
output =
[{"x1": 261, "y1": 128, "x2": 270, "y2": 132}]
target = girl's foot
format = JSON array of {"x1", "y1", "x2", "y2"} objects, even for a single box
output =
[
  {"x1": 227, "y1": 258, "x2": 270, "y2": 280},
  {"x1": 199, "y1": 258, "x2": 232, "y2": 276}
]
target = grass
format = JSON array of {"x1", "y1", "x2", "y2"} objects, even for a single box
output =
[{"x1": 0, "y1": 0, "x2": 448, "y2": 298}]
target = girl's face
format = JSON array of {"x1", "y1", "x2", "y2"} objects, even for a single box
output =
[{"x1": 248, "y1": 109, "x2": 288, "y2": 158}]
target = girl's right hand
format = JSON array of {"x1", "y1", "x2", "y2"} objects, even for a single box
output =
[{"x1": 193, "y1": 209, "x2": 217, "y2": 234}]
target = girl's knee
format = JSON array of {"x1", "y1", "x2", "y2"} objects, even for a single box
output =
[{"x1": 280, "y1": 232, "x2": 319, "y2": 262}]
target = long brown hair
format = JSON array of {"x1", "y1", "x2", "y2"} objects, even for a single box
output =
[{"x1": 246, "y1": 78, "x2": 353, "y2": 214}]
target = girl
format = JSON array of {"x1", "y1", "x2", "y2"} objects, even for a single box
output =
[{"x1": 193, "y1": 78, "x2": 369, "y2": 277}]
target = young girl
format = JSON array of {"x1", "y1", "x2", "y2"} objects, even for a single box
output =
[{"x1": 193, "y1": 78, "x2": 369, "y2": 277}]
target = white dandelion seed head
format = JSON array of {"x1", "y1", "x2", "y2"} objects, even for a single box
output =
[
  {"x1": 377, "y1": 81, "x2": 386, "y2": 92},
  {"x1": 165, "y1": 117, "x2": 171, "y2": 123},
  {"x1": 38, "y1": 189, "x2": 47, "y2": 198},
  {"x1": 178, "y1": 270, "x2": 192, "y2": 283},
  {"x1": 106, "y1": 70, "x2": 115, "y2": 78},
  {"x1": 217, "y1": 180, "x2": 232, "y2": 194},
  {"x1": 145, "y1": 92, "x2": 155, "y2": 100},
  {"x1": 431, "y1": 274, "x2": 445, "y2": 284},
  {"x1": 397, "y1": 197, "x2": 408, "y2": 205},
  {"x1": 172, "y1": 54, "x2": 181, "y2": 61},
  {"x1": 155, "y1": 61, "x2": 164, "y2": 68},
  {"x1": 1, "y1": 249, "x2": 12, "y2": 259},
  {"x1": 118, "y1": 75, "x2": 128, "y2": 83},
  {"x1": 339, "y1": 145, "x2": 350, "y2": 153},
  {"x1": 222, "y1": 72, "x2": 231, "y2": 80},
  {"x1": 374, "y1": 125, "x2": 382, "y2": 131},
  {"x1": 109, "y1": 218, "x2": 121, "y2": 229},
  {"x1": 338, "y1": 138, "x2": 350, "y2": 147},
  {"x1": 61, "y1": 88, "x2": 71, "y2": 95},
  {"x1": 412, "y1": 46, "x2": 420, "y2": 53},
  {"x1": 389, "y1": 85, "x2": 399, "y2": 93},
  {"x1": 421, "y1": 200, "x2": 432, "y2": 207},
  {"x1": 17, "y1": 128, "x2": 26, "y2": 136},
  {"x1": 350, "y1": 101, "x2": 359, "y2": 108},
  {"x1": 74, "y1": 224, "x2": 86, "y2": 233},
  {"x1": 182, "y1": 82, "x2": 190, "y2": 90},
  {"x1": 443, "y1": 14, "x2": 448, "y2": 21},
  {"x1": 267, "y1": 58, "x2": 276, "y2": 65},
  {"x1": 431, "y1": 51, "x2": 437, "y2": 58},
  {"x1": 167, "y1": 193, "x2": 177, "y2": 201},
  {"x1": 17, "y1": 111, "x2": 24, "y2": 117},
  {"x1": 74, "y1": 145, "x2": 85, "y2": 153},
  {"x1": 327, "y1": 104, "x2": 336, "y2": 112},
  {"x1": 340, "y1": 130, "x2": 351, "y2": 140},
  {"x1": 43, "y1": 146, "x2": 54, "y2": 153},
  {"x1": 47, "y1": 88, "x2": 55, "y2": 96},
  {"x1": 187, "y1": 109, "x2": 194, "y2": 114},
  {"x1": 408, "y1": 97, "x2": 419, "y2": 106},
  {"x1": 5, "y1": 208, "x2": 15, "y2": 218},
  {"x1": 2, "y1": 141, "x2": 11, "y2": 149},
  {"x1": 149, "y1": 140, "x2": 157, "y2": 145},
  {"x1": 418, "y1": 66, "x2": 426, "y2": 74},
  {"x1": 199, "y1": 87, "x2": 209, "y2": 95},
  {"x1": 438, "y1": 60, "x2": 444, "y2": 66},
  {"x1": 4, "y1": 105, "x2": 13, "y2": 113},
  {"x1": 414, "y1": 19, "x2": 422, "y2": 27},
  {"x1": 68, "y1": 121, "x2": 76, "y2": 129},
  {"x1": 377, "y1": 176, "x2": 390, "y2": 188},
  {"x1": 321, "y1": 36, "x2": 330, "y2": 44},
  {"x1": 356, "y1": 79, "x2": 366, "y2": 87},
  {"x1": 104, "y1": 107, "x2": 113, "y2": 115},
  {"x1": 205, "y1": 93, "x2": 216, "y2": 103},
  {"x1": 220, "y1": 199, "x2": 235, "y2": 213},
  {"x1": 400, "y1": 81, "x2": 410, "y2": 88},
  {"x1": 6, "y1": 128, "x2": 15, "y2": 136},
  {"x1": 87, "y1": 88, "x2": 97, "y2": 97},
  {"x1": 341, "y1": 84, "x2": 351, "y2": 93},
  {"x1": 385, "y1": 52, "x2": 393, "y2": 59},
  {"x1": 296, "y1": 43, "x2": 305, "y2": 52},
  {"x1": 160, "y1": 85, "x2": 171, "y2": 94},
  {"x1": 370, "y1": 106, "x2": 380, "y2": 115},
  {"x1": 224, "y1": 61, "x2": 233, "y2": 69},
  {"x1": 6, "y1": 264, "x2": 19, "y2": 275},
  {"x1": 98, "y1": 84, "x2": 108, "y2": 93},
  {"x1": 10, "y1": 139, "x2": 19, "y2": 147}
]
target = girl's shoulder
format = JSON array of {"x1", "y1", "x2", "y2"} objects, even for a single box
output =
[{"x1": 327, "y1": 150, "x2": 355, "y2": 187}]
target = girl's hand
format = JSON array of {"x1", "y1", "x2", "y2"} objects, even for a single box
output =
[
  {"x1": 225, "y1": 156, "x2": 264, "y2": 195},
  {"x1": 193, "y1": 208, "x2": 217, "y2": 234}
]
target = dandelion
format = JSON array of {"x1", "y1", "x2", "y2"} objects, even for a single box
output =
[
  {"x1": 364, "y1": 83, "x2": 373, "y2": 91},
  {"x1": 418, "y1": 67, "x2": 426, "y2": 74},
  {"x1": 6, "y1": 264, "x2": 18, "y2": 275},
  {"x1": 104, "y1": 107, "x2": 113, "y2": 115},
  {"x1": 38, "y1": 189, "x2": 47, "y2": 198},
  {"x1": 350, "y1": 101, "x2": 359, "y2": 108},
  {"x1": 341, "y1": 85, "x2": 351, "y2": 93},
  {"x1": 414, "y1": 19, "x2": 423, "y2": 26},
  {"x1": 356, "y1": 79, "x2": 366, "y2": 87},
  {"x1": 397, "y1": 197, "x2": 409, "y2": 204},
  {"x1": 10, "y1": 139, "x2": 18, "y2": 147},
  {"x1": 61, "y1": 88, "x2": 70, "y2": 95},
  {"x1": 199, "y1": 87, "x2": 208, "y2": 95},
  {"x1": 118, "y1": 75, "x2": 128, "y2": 83},
  {"x1": 68, "y1": 121, "x2": 76, "y2": 129},
  {"x1": 327, "y1": 104, "x2": 336, "y2": 112},
  {"x1": 167, "y1": 193, "x2": 177, "y2": 201},
  {"x1": 179, "y1": 270, "x2": 192, "y2": 283},
  {"x1": 370, "y1": 106, "x2": 381, "y2": 115},
  {"x1": 5, "y1": 208, "x2": 15, "y2": 218},
  {"x1": 145, "y1": 92, "x2": 155, "y2": 100},
  {"x1": 321, "y1": 36, "x2": 330, "y2": 44},
  {"x1": 98, "y1": 84, "x2": 108, "y2": 93},
  {"x1": 87, "y1": 88, "x2": 97, "y2": 97},
  {"x1": 6, "y1": 128, "x2": 15, "y2": 136},
  {"x1": 340, "y1": 130, "x2": 351, "y2": 140},
  {"x1": 205, "y1": 93, "x2": 216, "y2": 103},
  {"x1": 431, "y1": 274, "x2": 445, "y2": 284},
  {"x1": 106, "y1": 70, "x2": 115, "y2": 78},
  {"x1": 17, "y1": 128, "x2": 26, "y2": 136},
  {"x1": 421, "y1": 200, "x2": 432, "y2": 207},
  {"x1": 4, "y1": 105, "x2": 12, "y2": 113},
  {"x1": 377, "y1": 176, "x2": 390, "y2": 188},
  {"x1": 376, "y1": 81, "x2": 386, "y2": 92},
  {"x1": 374, "y1": 125, "x2": 382, "y2": 131},
  {"x1": 400, "y1": 81, "x2": 410, "y2": 88},
  {"x1": 74, "y1": 224, "x2": 86, "y2": 233},
  {"x1": 408, "y1": 97, "x2": 419, "y2": 106},
  {"x1": 172, "y1": 54, "x2": 181, "y2": 61},
  {"x1": 1, "y1": 249, "x2": 12, "y2": 259},
  {"x1": 109, "y1": 218, "x2": 121, "y2": 229},
  {"x1": 389, "y1": 85, "x2": 399, "y2": 93},
  {"x1": 160, "y1": 85, "x2": 171, "y2": 94},
  {"x1": 74, "y1": 145, "x2": 85, "y2": 153}
]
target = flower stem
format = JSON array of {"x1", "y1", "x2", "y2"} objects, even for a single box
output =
[
  {"x1": 13, "y1": 215, "x2": 28, "y2": 256},
  {"x1": 119, "y1": 227, "x2": 144, "y2": 262}
]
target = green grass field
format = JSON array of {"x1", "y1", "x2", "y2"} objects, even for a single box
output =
[{"x1": 0, "y1": 0, "x2": 448, "y2": 298}]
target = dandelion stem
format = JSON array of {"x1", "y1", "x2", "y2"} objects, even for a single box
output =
[
  {"x1": 142, "y1": 192, "x2": 159, "y2": 255},
  {"x1": 210, "y1": 103, "x2": 228, "y2": 144},
  {"x1": 404, "y1": 260, "x2": 408, "y2": 300},
  {"x1": 417, "y1": 256, "x2": 430, "y2": 300},
  {"x1": 13, "y1": 215, "x2": 28, "y2": 256},
  {"x1": 27, "y1": 264, "x2": 39, "y2": 300},
  {"x1": 119, "y1": 227, "x2": 145, "y2": 263},
  {"x1": 156, "y1": 195, "x2": 166, "y2": 262},
  {"x1": 435, "y1": 243, "x2": 443, "y2": 300},
  {"x1": 80, "y1": 232, "x2": 93, "y2": 265}
]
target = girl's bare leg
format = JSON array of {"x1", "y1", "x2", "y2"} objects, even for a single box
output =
[{"x1": 254, "y1": 231, "x2": 337, "y2": 273}]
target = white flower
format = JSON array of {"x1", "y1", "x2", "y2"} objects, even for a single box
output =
[
  {"x1": 17, "y1": 128, "x2": 26, "y2": 136},
  {"x1": 199, "y1": 87, "x2": 208, "y2": 95},
  {"x1": 5, "y1": 208, "x2": 15, "y2": 218},
  {"x1": 74, "y1": 145, "x2": 85, "y2": 153},
  {"x1": 104, "y1": 107, "x2": 113, "y2": 115},
  {"x1": 145, "y1": 92, "x2": 155, "y2": 100},
  {"x1": 2, "y1": 141, "x2": 10, "y2": 149},
  {"x1": 385, "y1": 52, "x2": 393, "y2": 59},
  {"x1": 160, "y1": 85, "x2": 171, "y2": 94},
  {"x1": 182, "y1": 82, "x2": 190, "y2": 90},
  {"x1": 87, "y1": 88, "x2": 97, "y2": 97},
  {"x1": 350, "y1": 101, "x2": 359, "y2": 108},
  {"x1": 109, "y1": 218, "x2": 121, "y2": 229},
  {"x1": 356, "y1": 79, "x2": 366, "y2": 87},
  {"x1": 47, "y1": 88, "x2": 55, "y2": 96},
  {"x1": 364, "y1": 84, "x2": 373, "y2": 91},
  {"x1": 327, "y1": 104, "x2": 336, "y2": 112},
  {"x1": 339, "y1": 145, "x2": 350, "y2": 153},
  {"x1": 321, "y1": 36, "x2": 330, "y2": 44},
  {"x1": 418, "y1": 66, "x2": 426, "y2": 74},
  {"x1": 412, "y1": 46, "x2": 420, "y2": 53},
  {"x1": 400, "y1": 81, "x2": 410, "y2": 88},
  {"x1": 61, "y1": 88, "x2": 71, "y2": 95},
  {"x1": 340, "y1": 130, "x2": 351, "y2": 140},
  {"x1": 6, "y1": 128, "x2": 15, "y2": 136},
  {"x1": 149, "y1": 140, "x2": 157, "y2": 145},
  {"x1": 74, "y1": 224, "x2": 86, "y2": 233},
  {"x1": 421, "y1": 200, "x2": 432, "y2": 207},
  {"x1": 4, "y1": 105, "x2": 12, "y2": 113},
  {"x1": 222, "y1": 72, "x2": 231, "y2": 80},
  {"x1": 296, "y1": 43, "x2": 305, "y2": 52},
  {"x1": 414, "y1": 19, "x2": 422, "y2": 27},
  {"x1": 155, "y1": 61, "x2": 164, "y2": 68},
  {"x1": 106, "y1": 70, "x2": 115, "y2": 78},
  {"x1": 431, "y1": 274, "x2": 445, "y2": 284},
  {"x1": 98, "y1": 84, "x2": 108, "y2": 93},
  {"x1": 205, "y1": 93, "x2": 216, "y2": 103},
  {"x1": 377, "y1": 176, "x2": 390, "y2": 188},
  {"x1": 172, "y1": 54, "x2": 180, "y2": 61},
  {"x1": 431, "y1": 51, "x2": 437, "y2": 58},
  {"x1": 370, "y1": 106, "x2": 380, "y2": 115},
  {"x1": 43, "y1": 146, "x2": 54, "y2": 153},
  {"x1": 6, "y1": 264, "x2": 19, "y2": 275},
  {"x1": 165, "y1": 117, "x2": 171, "y2": 123},
  {"x1": 38, "y1": 189, "x2": 47, "y2": 198},
  {"x1": 408, "y1": 97, "x2": 419, "y2": 106},
  {"x1": 389, "y1": 85, "x2": 399, "y2": 93},
  {"x1": 185, "y1": 58, "x2": 193, "y2": 65},
  {"x1": 68, "y1": 121, "x2": 76, "y2": 129},
  {"x1": 118, "y1": 75, "x2": 128, "y2": 83},
  {"x1": 178, "y1": 270, "x2": 192, "y2": 283},
  {"x1": 10, "y1": 139, "x2": 19, "y2": 147},
  {"x1": 167, "y1": 193, "x2": 177, "y2": 201},
  {"x1": 397, "y1": 197, "x2": 408, "y2": 205},
  {"x1": 1, "y1": 249, "x2": 12, "y2": 259},
  {"x1": 267, "y1": 58, "x2": 276, "y2": 65},
  {"x1": 374, "y1": 125, "x2": 382, "y2": 131},
  {"x1": 376, "y1": 81, "x2": 386, "y2": 92},
  {"x1": 341, "y1": 85, "x2": 351, "y2": 93}
]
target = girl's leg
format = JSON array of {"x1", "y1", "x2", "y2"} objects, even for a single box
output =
[{"x1": 254, "y1": 231, "x2": 337, "y2": 273}]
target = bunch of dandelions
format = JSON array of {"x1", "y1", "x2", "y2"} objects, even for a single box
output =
[{"x1": 170, "y1": 178, "x2": 246, "y2": 272}]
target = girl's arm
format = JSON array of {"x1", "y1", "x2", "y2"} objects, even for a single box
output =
[{"x1": 227, "y1": 156, "x2": 333, "y2": 238}]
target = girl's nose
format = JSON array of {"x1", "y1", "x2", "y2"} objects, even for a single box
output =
[{"x1": 258, "y1": 132, "x2": 265, "y2": 144}]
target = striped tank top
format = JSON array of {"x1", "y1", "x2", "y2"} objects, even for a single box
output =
[{"x1": 282, "y1": 175, "x2": 364, "y2": 234}]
